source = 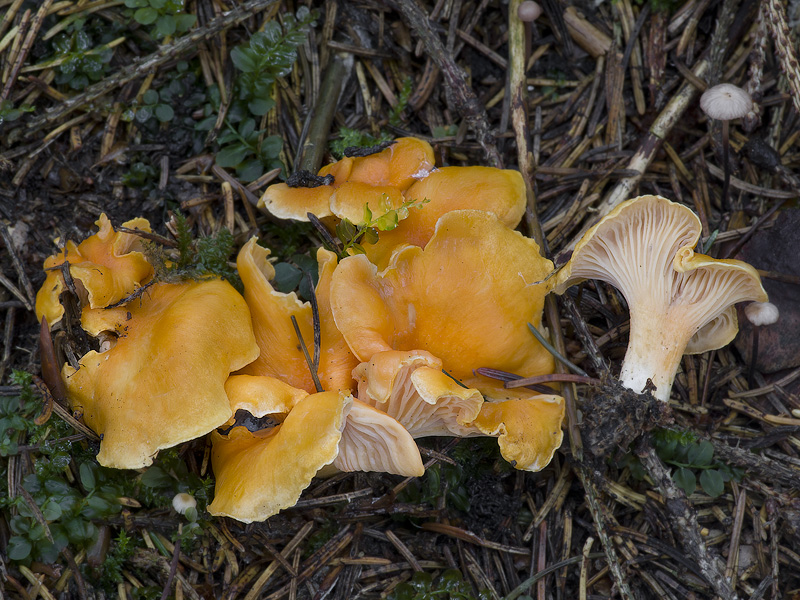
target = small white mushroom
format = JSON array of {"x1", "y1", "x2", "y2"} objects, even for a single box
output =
[
  {"x1": 699, "y1": 83, "x2": 754, "y2": 207},
  {"x1": 518, "y1": 1, "x2": 543, "y2": 22},
  {"x1": 172, "y1": 492, "x2": 197, "y2": 515},
  {"x1": 744, "y1": 301, "x2": 779, "y2": 385}
]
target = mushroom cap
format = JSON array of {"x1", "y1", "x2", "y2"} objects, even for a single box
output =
[
  {"x1": 472, "y1": 392, "x2": 565, "y2": 472},
  {"x1": 35, "y1": 214, "x2": 154, "y2": 326},
  {"x1": 345, "y1": 137, "x2": 435, "y2": 190},
  {"x1": 744, "y1": 301, "x2": 779, "y2": 326},
  {"x1": 257, "y1": 138, "x2": 434, "y2": 222},
  {"x1": 172, "y1": 493, "x2": 197, "y2": 515},
  {"x1": 64, "y1": 279, "x2": 259, "y2": 469},
  {"x1": 236, "y1": 238, "x2": 358, "y2": 393},
  {"x1": 208, "y1": 390, "x2": 352, "y2": 523},
  {"x1": 700, "y1": 83, "x2": 753, "y2": 120},
  {"x1": 331, "y1": 210, "x2": 555, "y2": 381},
  {"x1": 555, "y1": 195, "x2": 767, "y2": 400},
  {"x1": 363, "y1": 166, "x2": 527, "y2": 268},
  {"x1": 333, "y1": 399, "x2": 424, "y2": 477},
  {"x1": 354, "y1": 349, "x2": 484, "y2": 438},
  {"x1": 685, "y1": 306, "x2": 739, "y2": 354},
  {"x1": 518, "y1": 1, "x2": 543, "y2": 22},
  {"x1": 224, "y1": 374, "x2": 308, "y2": 419}
]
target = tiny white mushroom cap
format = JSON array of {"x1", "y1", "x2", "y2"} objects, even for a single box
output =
[
  {"x1": 172, "y1": 493, "x2": 197, "y2": 515},
  {"x1": 700, "y1": 83, "x2": 753, "y2": 121},
  {"x1": 518, "y1": 1, "x2": 543, "y2": 22},
  {"x1": 744, "y1": 301, "x2": 779, "y2": 327}
]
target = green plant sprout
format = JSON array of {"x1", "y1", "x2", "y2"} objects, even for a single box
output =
[
  {"x1": 195, "y1": 7, "x2": 315, "y2": 181},
  {"x1": 620, "y1": 429, "x2": 743, "y2": 498},
  {"x1": 332, "y1": 196, "x2": 430, "y2": 257},
  {"x1": 388, "y1": 569, "x2": 491, "y2": 600},
  {"x1": 329, "y1": 127, "x2": 393, "y2": 159},
  {"x1": 125, "y1": 0, "x2": 196, "y2": 39},
  {"x1": 0, "y1": 100, "x2": 34, "y2": 124},
  {"x1": 143, "y1": 211, "x2": 243, "y2": 292},
  {"x1": 48, "y1": 28, "x2": 114, "y2": 90}
]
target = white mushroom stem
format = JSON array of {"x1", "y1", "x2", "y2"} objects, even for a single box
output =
[{"x1": 619, "y1": 309, "x2": 695, "y2": 402}]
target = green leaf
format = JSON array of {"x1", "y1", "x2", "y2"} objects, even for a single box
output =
[
  {"x1": 231, "y1": 47, "x2": 258, "y2": 73},
  {"x1": 155, "y1": 104, "x2": 174, "y2": 122},
  {"x1": 362, "y1": 204, "x2": 373, "y2": 224},
  {"x1": 236, "y1": 159, "x2": 263, "y2": 182},
  {"x1": 238, "y1": 118, "x2": 256, "y2": 139},
  {"x1": 80, "y1": 462, "x2": 96, "y2": 490},
  {"x1": 375, "y1": 211, "x2": 399, "y2": 231},
  {"x1": 133, "y1": 7, "x2": 159, "y2": 25},
  {"x1": 259, "y1": 135, "x2": 282, "y2": 157},
  {"x1": 135, "y1": 106, "x2": 153, "y2": 122},
  {"x1": 699, "y1": 469, "x2": 725, "y2": 497},
  {"x1": 174, "y1": 13, "x2": 196, "y2": 32},
  {"x1": 273, "y1": 262, "x2": 303, "y2": 292},
  {"x1": 142, "y1": 89, "x2": 159, "y2": 105},
  {"x1": 41, "y1": 499, "x2": 63, "y2": 522},
  {"x1": 125, "y1": 0, "x2": 149, "y2": 7},
  {"x1": 155, "y1": 14, "x2": 176, "y2": 37},
  {"x1": 248, "y1": 97, "x2": 275, "y2": 116},
  {"x1": 216, "y1": 145, "x2": 250, "y2": 168},
  {"x1": 673, "y1": 467, "x2": 696, "y2": 496},
  {"x1": 7, "y1": 536, "x2": 31, "y2": 561},
  {"x1": 687, "y1": 441, "x2": 714, "y2": 467},
  {"x1": 363, "y1": 227, "x2": 379, "y2": 244}
]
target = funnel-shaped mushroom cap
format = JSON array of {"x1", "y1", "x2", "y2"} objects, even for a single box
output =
[
  {"x1": 354, "y1": 350, "x2": 484, "y2": 437},
  {"x1": 257, "y1": 138, "x2": 434, "y2": 222},
  {"x1": 236, "y1": 238, "x2": 358, "y2": 393},
  {"x1": 35, "y1": 215, "x2": 154, "y2": 326},
  {"x1": 64, "y1": 279, "x2": 259, "y2": 469},
  {"x1": 333, "y1": 399, "x2": 424, "y2": 476},
  {"x1": 555, "y1": 195, "x2": 767, "y2": 401},
  {"x1": 224, "y1": 374, "x2": 308, "y2": 419},
  {"x1": 363, "y1": 167, "x2": 527, "y2": 268},
  {"x1": 331, "y1": 210, "x2": 555, "y2": 380},
  {"x1": 472, "y1": 392, "x2": 565, "y2": 472},
  {"x1": 209, "y1": 390, "x2": 352, "y2": 523}
]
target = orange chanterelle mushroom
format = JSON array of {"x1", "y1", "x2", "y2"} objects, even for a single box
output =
[
  {"x1": 64, "y1": 279, "x2": 259, "y2": 469},
  {"x1": 35, "y1": 214, "x2": 154, "y2": 326},
  {"x1": 330, "y1": 209, "x2": 565, "y2": 471}
]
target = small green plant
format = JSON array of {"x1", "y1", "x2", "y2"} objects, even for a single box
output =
[
  {"x1": 272, "y1": 252, "x2": 319, "y2": 301},
  {"x1": 195, "y1": 8, "x2": 315, "y2": 181},
  {"x1": 121, "y1": 161, "x2": 158, "y2": 188},
  {"x1": 620, "y1": 429, "x2": 743, "y2": 497},
  {"x1": 389, "y1": 77, "x2": 414, "y2": 127},
  {"x1": 49, "y1": 28, "x2": 114, "y2": 90},
  {"x1": 125, "y1": 0, "x2": 196, "y2": 39},
  {"x1": 388, "y1": 569, "x2": 490, "y2": 600},
  {"x1": 329, "y1": 127, "x2": 393, "y2": 159},
  {"x1": 0, "y1": 100, "x2": 33, "y2": 124},
  {"x1": 142, "y1": 211, "x2": 242, "y2": 291},
  {"x1": 131, "y1": 89, "x2": 175, "y2": 123},
  {"x1": 332, "y1": 197, "x2": 429, "y2": 257}
]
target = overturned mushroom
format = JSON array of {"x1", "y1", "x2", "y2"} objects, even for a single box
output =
[{"x1": 554, "y1": 195, "x2": 767, "y2": 401}]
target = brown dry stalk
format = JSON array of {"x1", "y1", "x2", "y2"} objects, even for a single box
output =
[{"x1": 763, "y1": 0, "x2": 800, "y2": 115}]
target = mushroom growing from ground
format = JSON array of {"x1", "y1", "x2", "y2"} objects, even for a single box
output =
[
  {"x1": 699, "y1": 83, "x2": 753, "y2": 208},
  {"x1": 63, "y1": 279, "x2": 260, "y2": 469},
  {"x1": 554, "y1": 195, "x2": 767, "y2": 402},
  {"x1": 743, "y1": 301, "x2": 779, "y2": 386},
  {"x1": 209, "y1": 374, "x2": 423, "y2": 522}
]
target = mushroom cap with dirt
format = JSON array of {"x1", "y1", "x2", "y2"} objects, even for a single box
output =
[
  {"x1": 258, "y1": 137, "x2": 435, "y2": 222},
  {"x1": 554, "y1": 195, "x2": 767, "y2": 402}
]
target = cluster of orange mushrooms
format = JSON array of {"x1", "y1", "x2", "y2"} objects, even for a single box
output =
[{"x1": 35, "y1": 137, "x2": 768, "y2": 523}]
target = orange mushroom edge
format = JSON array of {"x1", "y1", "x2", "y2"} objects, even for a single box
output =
[
  {"x1": 35, "y1": 214, "x2": 154, "y2": 327},
  {"x1": 64, "y1": 278, "x2": 259, "y2": 470}
]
